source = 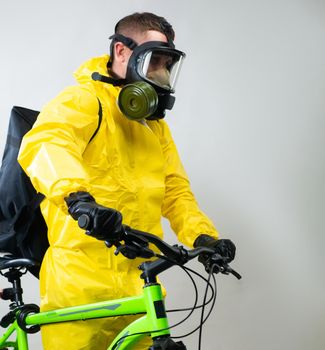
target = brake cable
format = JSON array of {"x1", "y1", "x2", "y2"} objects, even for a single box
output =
[
  {"x1": 198, "y1": 265, "x2": 215, "y2": 350},
  {"x1": 171, "y1": 266, "x2": 217, "y2": 342},
  {"x1": 168, "y1": 264, "x2": 215, "y2": 312}
]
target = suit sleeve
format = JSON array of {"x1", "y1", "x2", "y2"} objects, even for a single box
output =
[
  {"x1": 18, "y1": 85, "x2": 99, "y2": 210},
  {"x1": 158, "y1": 121, "x2": 218, "y2": 247}
]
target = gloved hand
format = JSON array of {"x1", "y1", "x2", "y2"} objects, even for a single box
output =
[
  {"x1": 194, "y1": 234, "x2": 236, "y2": 266},
  {"x1": 64, "y1": 191, "x2": 124, "y2": 242}
]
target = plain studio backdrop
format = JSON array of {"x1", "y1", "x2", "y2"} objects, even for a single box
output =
[{"x1": 0, "y1": 1, "x2": 324, "y2": 349}]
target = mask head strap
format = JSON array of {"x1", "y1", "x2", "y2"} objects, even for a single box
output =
[
  {"x1": 108, "y1": 33, "x2": 175, "y2": 68},
  {"x1": 109, "y1": 34, "x2": 138, "y2": 50},
  {"x1": 108, "y1": 34, "x2": 138, "y2": 68}
]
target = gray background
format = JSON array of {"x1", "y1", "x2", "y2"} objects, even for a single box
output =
[{"x1": 0, "y1": 1, "x2": 324, "y2": 349}]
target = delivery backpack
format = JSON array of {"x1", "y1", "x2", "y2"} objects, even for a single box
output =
[{"x1": 0, "y1": 102, "x2": 102, "y2": 278}]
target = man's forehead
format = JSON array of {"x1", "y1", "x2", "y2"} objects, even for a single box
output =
[{"x1": 128, "y1": 30, "x2": 168, "y2": 45}]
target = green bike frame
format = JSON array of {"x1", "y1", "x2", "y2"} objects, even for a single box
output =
[
  {"x1": 0, "y1": 321, "x2": 28, "y2": 350},
  {"x1": 0, "y1": 283, "x2": 170, "y2": 350}
]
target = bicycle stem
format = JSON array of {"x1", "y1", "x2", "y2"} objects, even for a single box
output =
[{"x1": 139, "y1": 246, "x2": 215, "y2": 283}]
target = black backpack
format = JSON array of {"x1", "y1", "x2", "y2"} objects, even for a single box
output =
[{"x1": 0, "y1": 102, "x2": 102, "y2": 278}]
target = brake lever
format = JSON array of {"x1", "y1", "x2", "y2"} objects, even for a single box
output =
[
  {"x1": 208, "y1": 253, "x2": 242, "y2": 280},
  {"x1": 105, "y1": 225, "x2": 155, "y2": 259},
  {"x1": 104, "y1": 225, "x2": 148, "y2": 249},
  {"x1": 123, "y1": 226, "x2": 150, "y2": 247},
  {"x1": 114, "y1": 243, "x2": 154, "y2": 259},
  {"x1": 228, "y1": 268, "x2": 242, "y2": 280}
]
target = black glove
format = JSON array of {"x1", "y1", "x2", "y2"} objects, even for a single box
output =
[
  {"x1": 194, "y1": 234, "x2": 236, "y2": 265},
  {"x1": 64, "y1": 191, "x2": 124, "y2": 242}
]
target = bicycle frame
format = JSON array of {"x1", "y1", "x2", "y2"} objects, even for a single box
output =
[
  {"x1": 0, "y1": 282, "x2": 170, "y2": 350},
  {"x1": 0, "y1": 321, "x2": 28, "y2": 350},
  {"x1": 0, "y1": 228, "x2": 240, "y2": 350}
]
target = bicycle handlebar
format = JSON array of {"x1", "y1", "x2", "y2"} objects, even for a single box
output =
[
  {"x1": 78, "y1": 214, "x2": 241, "y2": 280},
  {"x1": 121, "y1": 225, "x2": 240, "y2": 279}
]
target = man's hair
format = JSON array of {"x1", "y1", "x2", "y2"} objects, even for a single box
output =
[
  {"x1": 108, "y1": 12, "x2": 175, "y2": 68},
  {"x1": 114, "y1": 12, "x2": 175, "y2": 43}
]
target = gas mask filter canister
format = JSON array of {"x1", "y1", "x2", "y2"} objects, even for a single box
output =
[{"x1": 118, "y1": 81, "x2": 159, "y2": 121}]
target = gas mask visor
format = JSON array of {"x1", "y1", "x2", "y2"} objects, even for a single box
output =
[
  {"x1": 137, "y1": 48, "x2": 185, "y2": 93},
  {"x1": 135, "y1": 44, "x2": 185, "y2": 93}
]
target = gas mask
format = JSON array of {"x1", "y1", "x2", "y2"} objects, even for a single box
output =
[{"x1": 92, "y1": 34, "x2": 185, "y2": 121}]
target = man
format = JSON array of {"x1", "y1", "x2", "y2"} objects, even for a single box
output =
[{"x1": 18, "y1": 12, "x2": 235, "y2": 350}]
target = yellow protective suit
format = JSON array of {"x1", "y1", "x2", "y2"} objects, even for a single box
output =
[{"x1": 18, "y1": 55, "x2": 218, "y2": 350}]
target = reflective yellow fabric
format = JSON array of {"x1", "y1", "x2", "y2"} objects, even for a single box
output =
[{"x1": 18, "y1": 55, "x2": 218, "y2": 349}]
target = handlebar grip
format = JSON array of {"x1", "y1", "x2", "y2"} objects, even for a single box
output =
[{"x1": 78, "y1": 214, "x2": 91, "y2": 230}]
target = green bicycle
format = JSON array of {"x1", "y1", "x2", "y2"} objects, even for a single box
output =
[{"x1": 0, "y1": 225, "x2": 241, "y2": 350}]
